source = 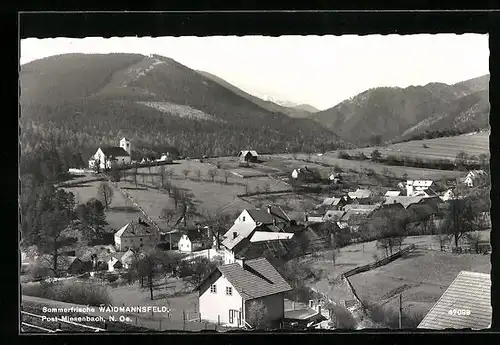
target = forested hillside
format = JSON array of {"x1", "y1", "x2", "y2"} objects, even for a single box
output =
[
  {"x1": 312, "y1": 75, "x2": 490, "y2": 146},
  {"x1": 20, "y1": 53, "x2": 349, "y2": 180}
]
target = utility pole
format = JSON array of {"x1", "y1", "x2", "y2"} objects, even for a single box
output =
[{"x1": 398, "y1": 294, "x2": 402, "y2": 329}]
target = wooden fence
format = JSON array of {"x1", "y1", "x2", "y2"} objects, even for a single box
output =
[{"x1": 342, "y1": 244, "x2": 416, "y2": 279}]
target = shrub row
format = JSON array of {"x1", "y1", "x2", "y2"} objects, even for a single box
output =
[{"x1": 22, "y1": 280, "x2": 112, "y2": 306}]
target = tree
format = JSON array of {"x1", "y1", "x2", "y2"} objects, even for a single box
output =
[
  {"x1": 165, "y1": 169, "x2": 174, "y2": 180},
  {"x1": 160, "y1": 206, "x2": 176, "y2": 226},
  {"x1": 183, "y1": 257, "x2": 218, "y2": 288},
  {"x1": 402, "y1": 173, "x2": 408, "y2": 181},
  {"x1": 246, "y1": 300, "x2": 270, "y2": 330},
  {"x1": 196, "y1": 169, "x2": 202, "y2": 181},
  {"x1": 223, "y1": 170, "x2": 230, "y2": 184},
  {"x1": 97, "y1": 182, "x2": 113, "y2": 209},
  {"x1": 244, "y1": 183, "x2": 249, "y2": 195},
  {"x1": 478, "y1": 153, "x2": 489, "y2": 170},
  {"x1": 372, "y1": 210, "x2": 408, "y2": 257},
  {"x1": 441, "y1": 198, "x2": 476, "y2": 249},
  {"x1": 75, "y1": 198, "x2": 108, "y2": 243},
  {"x1": 132, "y1": 167, "x2": 138, "y2": 187},
  {"x1": 171, "y1": 187, "x2": 182, "y2": 210},
  {"x1": 263, "y1": 183, "x2": 271, "y2": 194},
  {"x1": 182, "y1": 169, "x2": 190, "y2": 179},
  {"x1": 371, "y1": 149, "x2": 382, "y2": 162},
  {"x1": 38, "y1": 190, "x2": 78, "y2": 277},
  {"x1": 208, "y1": 168, "x2": 218, "y2": 182},
  {"x1": 455, "y1": 151, "x2": 469, "y2": 171},
  {"x1": 203, "y1": 211, "x2": 234, "y2": 250},
  {"x1": 131, "y1": 249, "x2": 182, "y2": 300},
  {"x1": 109, "y1": 163, "x2": 121, "y2": 186},
  {"x1": 159, "y1": 166, "x2": 166, "y2": 188}
]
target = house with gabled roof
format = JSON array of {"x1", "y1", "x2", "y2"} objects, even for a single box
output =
[
  {"x1": 197, "y1": 257, "x2": 292, "y2": 328},
  {"x1": 418, "y1": 271, "x2": 491, "y2": 330},
  {"x1": 318, "y1": 196, "x2": 350, "y2": 211},
  {"x1": 405, "y1": 180, "x2": 437, "y2": 197},
  {"x1": 89, "y1": 138, "x2": 132, "y2": 170},
  {"x1": 114, "y1": 217, "x2": 157, "y2": 251},
  {"x1": 463, "y1": 170, "x2": 488, "y2": 187},
  {"x1": 347, "y1": 189, "x2": 372, "y2": 203},
  {"x1": 107, "y1": 249, "x2": 136, "y2": 272},
  {"x1": 291, "y1": 166, "x2": 321, "y2": 182},
  {"x1": 237, "y1": 150, "x2": 259, "y2": 162}
]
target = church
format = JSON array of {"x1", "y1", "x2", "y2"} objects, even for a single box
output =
[{"x1": 89, "y1": 138, "x2": 132, "y2": 170}]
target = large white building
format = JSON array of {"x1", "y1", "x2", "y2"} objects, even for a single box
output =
[
  {"x1": 197, "y1": 258, "x2": 291, "y2": 328},
  {"x1": 89, "y1": 138, "x2": 132, "y2": 170},
  {"x1": 114, "y1": 218, "x2": 156, "y2": 251},
  {"x1": 406, "y1": 180, "x2": 435, "y2": 197}
]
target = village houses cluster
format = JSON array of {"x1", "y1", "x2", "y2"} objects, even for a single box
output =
[{"x1": 24, "y1": 139, "x2": 491, "y2": 330}]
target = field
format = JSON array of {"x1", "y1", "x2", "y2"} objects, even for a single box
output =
[
  {"x1": 264, "y1": 154, "x2": 463, "y2": 180},
  {"x1": 115, "y1": 159, "x2": 307, "y2": 227},
  {"x1": 343, "y1": 130, "x2": 490, "y2": 161},
  {"x1": 349, "y1": 249, "x2": 491, "y2": 316},
  {"x1": 62, "y1": 175, "x2": 142, "y2": 231},
  {"x1": 300, "y1": 231, "x2": 491, "y2": 306}
]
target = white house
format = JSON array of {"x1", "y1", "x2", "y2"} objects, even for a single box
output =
[
  {"x1": 463, "y1": 170, "x2": 487, "y2": 187},
  {"x1": 89, "y1": 138, "x2": 132, "y2": 170},
  {"x1": 107, "y1": 249, "x2": 136, "y2": 272},
  {"x1": 291, "y1": 167, "x2": 320, "y2": 181},
  {"x1": 348, "y1": 189, "x2": 372, "y2": 200},
  {"x1": 441, "y1": 189, "x2": 456, "y2": 201},
  {"x1": 114, "y1": 218, "x2": 156, "y2": 251},
  {"x1": 406, "y1": 180, "x2": 435, "y2": 197},
  {"x1": 385, "y1": 190, "x2": 402, "y2": 197},
  {"x1": 197, "y1": 257, "x2": 292, "y2": 328},
  {"x1": 177, "y1": 232, "x2": 205, "y2": 253}
]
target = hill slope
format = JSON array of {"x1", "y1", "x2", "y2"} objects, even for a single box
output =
[
  {"x1": 312, "y1": 75, "x2": 489, "y2": 146},
  {"x1": 196, "y1": 70, "x2": 315, "y2": 118},
  {"x1": 20, "y1": 54, "x2": 348, "y2": 160}
]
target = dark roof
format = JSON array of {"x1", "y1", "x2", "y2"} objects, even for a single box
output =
[
  {"x1": 418, "y1": 271, "x2": 491, "y2": 330},
  {"x1": 99, "y1": 146, "x2": 130, "y2": 157},
  {"x1": 115, "y1": 220, "x2": 155, "y2": 238},
  {"x1": 247, "y1": 206, "x2": 290, "y2": 224},
  {"x1": 209, "y1": 258, "x2": 292, "y2": 300}
]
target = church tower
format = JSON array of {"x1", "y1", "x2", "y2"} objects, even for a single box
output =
[{"x1": 120, "y1": 137, "x2": 132, "y2": 156}]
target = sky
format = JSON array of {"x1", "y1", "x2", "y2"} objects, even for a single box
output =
[{"x1": 20, "y1": 34, "x2": 489, "y2": 110}]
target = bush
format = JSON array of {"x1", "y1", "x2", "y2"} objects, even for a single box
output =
[
  {"x1": 329, "y1": 304, "x2": 357, "y2": 329},
  {"x1": 22, "y1": 280, "x2": 112, "y2": 306},
  {"x1": 29, "y1": 264, "x2": 54, "y2": 280},
  {"x1": 338, "y1": 151, "x2": 351, "y2": 160},
  {"x1": 363, "y1": 300, "x2": 425, "y2": 328}
]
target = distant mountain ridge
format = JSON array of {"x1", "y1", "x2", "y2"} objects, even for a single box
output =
[
  {"x1": 311, "y1": 74, "x2": 490, "y2": 146},
  {"x1": 196, "y1": 71, "x2": 317, "y2": 118},
  {"x1": 20, "y1": 53, "x2": 348, "y2": 160}
]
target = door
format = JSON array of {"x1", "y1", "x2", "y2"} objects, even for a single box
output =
[{"x1": 229, "y1": 309, "x2": 240, "y2": 326}]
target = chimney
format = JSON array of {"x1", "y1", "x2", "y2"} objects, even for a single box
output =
[
  {"x1": 317, "y1": 305, "x2": 322, "y2": 315},
  {"x1": 267, "y1": 205, "x2": 272, "y2": 214}
]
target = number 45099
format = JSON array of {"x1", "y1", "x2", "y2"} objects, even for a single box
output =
[{"x1": 448, "y1": 309, "x2": 471, "y2": 316}]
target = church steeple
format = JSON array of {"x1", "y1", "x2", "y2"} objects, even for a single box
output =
[{"x1": 120, "y1": 137, "x2": 131, "y2": 156}]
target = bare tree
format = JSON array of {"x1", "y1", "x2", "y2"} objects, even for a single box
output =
[
  {"x1": 196, "y1": 169, "x2": 202, "y2": 181},
  {"x1": 203, "y1": 211, "x2": 234, "y2": 250},
  {"x1": 133, "y1": 167, "x2": 138, "y2": 187},
  {"x1": 165, "y1": 169, "x2": 174, "y2": 180},
  {"x1": 131, "y1": 249, "x2": 182, "y2": 300},
  {"x1": 223, "y1": 170, "x2": 230, "y2": 184},
  {"x1": 246, "y1": 300, "x2": 270, "y2": 330},
  {"x1": 171, "y1": 187, "x2": 182, "y2": 210},
  {"x1": 182, "y1": 169, "x2": 190, "y2": 179},
  {"x1": 244, "y1": 183, "x2": 249, "y2": 195},
  {"x1": 208, "y1": 168, "x2": 218, "y2": 182},
  {"x1": 160, "y1": 206, "x2": 177, "y2": 226},
  {"x1": 97, "y1": 182, "x2": 114, "y2": 209},
  {"x1": 441, "y1": 198, "x2": 476, "y2": 249},
  {"x1": 372, "y1": 210, "x2": 408, "y2": 257},
  {"x1": 263, "y1": 183, "x2": 271, "y2": 194},
  {"x1": 158, "y1": 166, "x2": 166, "y2": 188}
]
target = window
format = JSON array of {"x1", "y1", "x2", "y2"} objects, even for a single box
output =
[
  {"x1": 242, "y1": 216, "x2": 245, "y2": 221},
  {"x1": 229, "y1": 310, "x2": 234, "y2": 323},
  {"x1": 226, "y1": 286, "x2": 232, "y2": 296},
  {"x1": 210, "y1": 284, "x2": 217, "y2": 293}
]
